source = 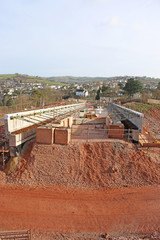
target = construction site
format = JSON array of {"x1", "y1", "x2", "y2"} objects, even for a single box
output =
[{"x1": 0, "y1": 102, "x2": 160, "y2": 240}]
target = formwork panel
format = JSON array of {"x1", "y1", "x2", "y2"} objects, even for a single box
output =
[
  {"x1": 106, "y1": 116, "x2": 110, "y2": 128},
  {"x1": 9, "y1": 128, "x2": 36, "y2": 147},
  {"x1": 108, "y1": 124, "x2": 124, "y2": 139},
  {"x1": 36, "y1": 127, "x2": 53, "y2": 144},
  {"x1": 54, "y1": 128, "x2": 71, "y2": 145}
]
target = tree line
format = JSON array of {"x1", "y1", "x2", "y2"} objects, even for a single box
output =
[{"x1": 95, "y1": 78, "x2": 160, "y2": 100}]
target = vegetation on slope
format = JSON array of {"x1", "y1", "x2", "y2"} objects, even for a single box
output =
[
  {"x1": 1, "y1": 74, "x2": 160, "y2": 84},
  {"x1": 125, "y1": 102, "x2": 160, "y2": 113},
  {"x1": 0, "y1": 74, "x2": 65, "y2": 85}
]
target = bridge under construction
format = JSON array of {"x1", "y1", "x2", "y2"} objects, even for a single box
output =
[{"x1": 0, "y1": 102, "x2": 159, "y2": 166}]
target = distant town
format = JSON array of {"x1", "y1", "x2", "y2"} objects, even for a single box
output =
[{"x1": 0, "y1": 73, "x2": 160, "y2": 116}]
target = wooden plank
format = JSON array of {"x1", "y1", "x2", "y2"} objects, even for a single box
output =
[
  {"x1": 139, "y1": 134, "x2": 160, "y2": 147},
  {"x1": 0, "y1": 150, "x2": 9, "y2": 152},
  {"x1": 0, "y1": 229, "x2": 31, "y2": 240}
]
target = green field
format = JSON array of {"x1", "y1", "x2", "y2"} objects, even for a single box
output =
[
  {"x1": 1, "y1": 73, "x2": 160, "y2": 85},
  {"x1": 0, "y1": 74, "x2": 66, "y2": 85}
]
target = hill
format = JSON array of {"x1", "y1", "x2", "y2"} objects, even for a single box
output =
[
  {"x1": 0, "y1": 74, "x2": 160, "y2": 85},
  {"x1": 0, "y1": 74, "x2": 65, "y2": 86},
  {"x1": 49, "y1": 76, "x2": 160, "y2": 84}
]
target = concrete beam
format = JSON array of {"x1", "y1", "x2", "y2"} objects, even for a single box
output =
[
  {"x1": 111, "y1": 104, "x2": 144, "y2": 132},
  {"x1": 5, "y1": 103, "x2": 85, "y2": 134}
]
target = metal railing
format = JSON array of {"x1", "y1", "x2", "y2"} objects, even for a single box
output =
[
  {"x1": 71, "y1": 126, "x2": 131, "y2": 143},
  {"x1": 70, "y1": 126, "x2": 160, "y2": 146}
]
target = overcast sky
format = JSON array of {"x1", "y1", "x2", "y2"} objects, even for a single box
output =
[{"x1": 0, "y1": 0, "x2": 160, "y2": 77}]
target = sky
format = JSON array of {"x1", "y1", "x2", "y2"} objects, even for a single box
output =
[{"x1": 0, "y1": 0, "x2": 160, "y2": 78}]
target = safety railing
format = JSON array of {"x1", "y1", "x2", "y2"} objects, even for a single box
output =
[
  {"x1": 70, "y1": 126, "x2": 160, "y2": 147},
  {"x1": 71, "y1": 126, "x2": 134, "y2": 143}
]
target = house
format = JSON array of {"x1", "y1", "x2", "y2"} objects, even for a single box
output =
[
  {"x1": 133, "y1": 93, "x2": 141, "y2": 99},
  {"x1": 76, "y1": 89, "x2": 88, "y2": 97},
  {"x1": 8, "y1": 88, "x2": 14, "y2": 95},
  {"x1": 100, "y1": 97, "x2": 117, "y2": 103}
]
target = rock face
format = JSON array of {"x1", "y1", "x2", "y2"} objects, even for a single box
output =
[{"x1": 7, "y1": 141, "x2": 160, "y2": 188}]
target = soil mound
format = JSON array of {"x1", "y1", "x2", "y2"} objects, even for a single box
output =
[{"x1": 7, "y1": 142, "x2": 160, "y2": 188}]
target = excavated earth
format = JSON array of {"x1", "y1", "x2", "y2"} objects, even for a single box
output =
[
  {"x1": 143, "y1": 107, "x2": 160, "y2": 135},
  {"x1": 6, "y1": 141, "x2": 160, "y2": 188},
  {"x1": 125, "y1": 103, "x2": 160, "y2": 136},
  {"x1": 1, "y1": 141, "x2": 160, "y2": 240}
]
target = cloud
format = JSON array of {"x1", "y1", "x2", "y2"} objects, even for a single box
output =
[{"x1": 108, "y1": 16, "x2": 119, "y2": 26}]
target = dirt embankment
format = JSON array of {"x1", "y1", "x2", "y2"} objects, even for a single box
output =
[
  {"x1": 0, "y1": 141, "x2": 160, "y2": 239},
  {"x1": 124, "y1": 103, "x2": 160, "y2": 135},
  {"x1": 143, "y1": 107, "x2": 160, "y2": 135},
  {"x1": 6, "y1": 141, "x2": 160, "y2": 188}
]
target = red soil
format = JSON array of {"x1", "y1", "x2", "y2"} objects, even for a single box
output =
[
  {"x1": 0, "y1": 184, "x2": 159, "y2": 240},
  {"x1": 144, "y1": 107, "x2": 160, "y2": 135},
  {"x1": 125, "y1": 103, "x2": 160, "y2": 136},
  {"x1": 7, "y1": 141, "x2": 160, "y2": 188},
  {"x1": 1, "y1": 140, "x2": 160, "y2": 239}
]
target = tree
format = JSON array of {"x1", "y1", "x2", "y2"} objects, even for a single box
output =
[
  {"x1": 3, "y1": 95, "x2": 10, "y2": 106},
  {"x1": 95, "y1": 89, "x2": 100, "y2": 100},
  {"x1": 153, "y1": 89, "x2": 160, "y2": 100},
  {"x1": 102, "y1": 86, "x2": 117, "y2": 97},
  {"x1": 118, "y1": 82, "x2": 123, "y2": 89},
  {"x1": 123, "y1": 78, "x2": 142, "y2": 97},
  {"x1": 141, "y1": 89, "x2": 152, "y2": 102},
  {"x1": 31, "y1": 89, "x2": 43, "y2": 107},
  {"x1": 3, "y1": 89, "x2": 8, "y2": 94},
  {"x1": 6, "y1": 98, "x2": 14, "y2": 106},
  {"x1": 102, "y1": 84, "x2": 107, "y2": 92},
  {"x1": 157, "y1": 82, "x2": 160, "y2": 90}
]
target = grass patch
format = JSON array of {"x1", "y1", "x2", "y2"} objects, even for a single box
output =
[
  {"x1": 0, "y1": 74, "x2": 67, "y2": 85},
  {"x1": 126, "y1": 103, "x2": 160, "y2": 113}
]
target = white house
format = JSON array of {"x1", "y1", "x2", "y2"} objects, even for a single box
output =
[
  {"x1": 133, "y1": 93, "x2": 141, "y2": 99},
  {"x1": 8, "y1": 88, "x2": 14, "y2": 95},
  {"x1": 76, "y1": 89, "x2": 88, "y2": 97}
]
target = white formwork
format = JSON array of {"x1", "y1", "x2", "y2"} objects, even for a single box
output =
[
  {"x1": 5, "y1": 103, "x2": 85, "y2": 147},
  {"x1": 111, "y1": 103, "x2": 144, "y2": 132},
  {"x1": 5, "y1": 103, "x2": 85, "y2": 134}
]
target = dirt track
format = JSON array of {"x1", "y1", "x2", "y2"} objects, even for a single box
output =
[{"x1": 0, "y1": 184, "x2": 160, "y2": 237}]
